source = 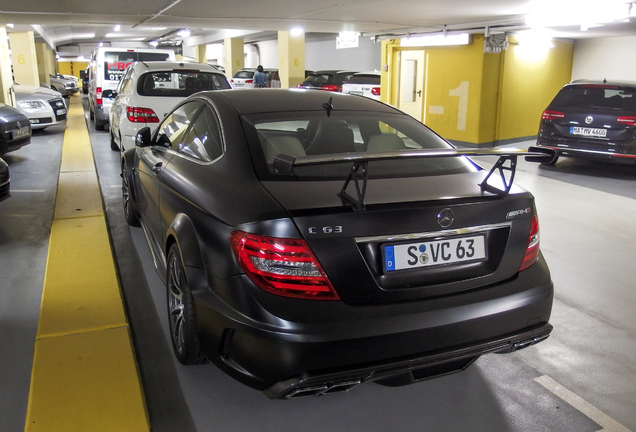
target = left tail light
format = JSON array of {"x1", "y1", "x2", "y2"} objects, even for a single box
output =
[
  {"x1": 519, "y1": 214, "x2": 540, "y2": 271},
  {"x1": 230, "y1": 231, "x2": 340, "y2": 300},
  {"x1": 321, "y1": 85, "x2": 339, "y2": 92},
  {"x1": 126, "y1": 106, "x2": 160, "y2": 123},
  {"x1": 371, "y1": 87, "x2": 381, "y2": 96}
]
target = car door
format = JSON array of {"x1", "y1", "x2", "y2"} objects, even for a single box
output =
[
  {"x1": 111, "y1": 67, "x2": 134, "y2": 141},
  {"x1": 136, "y1": 101, "x2": 204, "y2": 246}
]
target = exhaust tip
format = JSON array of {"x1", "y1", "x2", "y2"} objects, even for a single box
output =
[{"x1": 285, "y1": 380, "x2": 362, "y2": 399}]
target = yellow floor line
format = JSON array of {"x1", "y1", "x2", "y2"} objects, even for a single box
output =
[{"x1": 24, "y1": 94, "x2": 150, "y2": 432}]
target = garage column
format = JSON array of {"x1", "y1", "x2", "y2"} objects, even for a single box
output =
[
  {"x1": 36, "y1": 42, "x2": 55, "y2": 86},
  {"x1": 195, "y1": 44, "x2": 207, "y2": 63},
  {"x1": 9, "y1": 31, "x2": 40, "y2": 87},
  {"x1": 0, "y1": 26, "x2": 15, "y2": 106},
  {"x1": 277, "y1": 31, "x2": 305, "y2": 89},
  {"x1": 224, "y1": 38, "x2": 244, "y2": 79}
]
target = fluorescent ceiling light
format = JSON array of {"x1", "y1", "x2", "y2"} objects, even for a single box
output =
[
  {"x1": 177, "y1": 29, "x2": 190, "y2": 38},
  {"x1": 526, "y1": 0, "x2": 632, "y2": 28},
  {"x1": 114, "y1": 24, "x2": 121, "y2": 32},
  {"x1": 290, "y1": 27, "x2": 304, "y2": 37},
  {"x1": 400, "y1": 33, "x2": 470, "y2": 47}
]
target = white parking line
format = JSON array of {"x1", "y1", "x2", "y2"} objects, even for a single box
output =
[
  {"x1": 11, "y1": 190, "x2": 46, "y2": 193},
  {"x1": 535, "y1": 375, "x2": 632, "y2": 432}
]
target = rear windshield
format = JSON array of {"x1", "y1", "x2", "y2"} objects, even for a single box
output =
[
  {"x1": 552, "y1": 85, "x2": 636, "y2": 111},
  {"x1": 104, "y1": 51, "x2": 171, "y2": 82},
  {"x1": 302, "y1": 74, "x2": 334, "y2": 86},
  {"x1": 243, "y1": 111, "x2": 477, "y2": 181},
  {"x1": 137, "y1": 71, "x2": 231, "y2": 96},
  {"x1": 233, "y1": 70, "x2": 255, "y2": 79},
  {"x1": 344, "y1": 74, "x2": 380, "y2": 85}
]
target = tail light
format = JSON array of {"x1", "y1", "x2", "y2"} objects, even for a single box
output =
[
  {"x1": 321, "y1": 85, "x2": 339, "y2": 92},
  {"x1": 230, "y1": 231, "x2": 340, "y2": 300},
  {"x1": 542, "y1": 110, "x2": 564, "y2": 120},
  {"x1": 246, "y1": 80, "x2": 254, "y2": 84},
  {"x1": 617, "y1": 116, "x2": 636, "y2": 126},
  {"x1": 371, "y1": 87, "x2": 381, "y2": 96},
  {"x1": 519, "y1": 214, "x2": 540, "y2": 271},
  {"x1": 126, "y1": 106, "x2": 159, "y2": 123},
  {"x1": 96, "y1": 87, "x2": 102, "y2": 106}
]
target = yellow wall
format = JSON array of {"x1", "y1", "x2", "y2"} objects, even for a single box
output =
[
  {"x1": 57, "y1": 61, "x2": 89, "y2": 81},
  {"x1": 383, "y1": 35, "x2": 574, "y2": 147},
  {"x1": 497, "y1": 37, "x2": 574, "y2": 142}
]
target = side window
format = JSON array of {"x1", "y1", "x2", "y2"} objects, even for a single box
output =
[
  {"x1": 155, "y1": 102, "x2": 203, "y2": 151},
  {"x1": 178, "y1": 107, "x2": 223, "y2": 162}
]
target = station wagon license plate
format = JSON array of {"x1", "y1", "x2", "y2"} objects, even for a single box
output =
[
  {"x1": 570, "y1": 126, "x2": 607, "y2": 137},
  {"x1": 384, "y1": 235, "x2": 486, "y2": 272},
  {"x1": 11, "y1": 127, "x2": 30, "y2": 140}
]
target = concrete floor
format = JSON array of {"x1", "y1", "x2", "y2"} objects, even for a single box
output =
[{"x1": 1, "y1": 97, "x2": 635, "y2": 431}]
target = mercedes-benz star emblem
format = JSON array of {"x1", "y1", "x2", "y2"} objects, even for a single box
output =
[
  {"x1": 585, "y1": 116, "x2": 593, "y2": 124},
  {"x1": 437, "y1": 208, "x2": 454, "y2": 228}
]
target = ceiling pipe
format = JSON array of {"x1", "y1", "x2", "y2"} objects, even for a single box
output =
[{"x1": 133, "y1": 0, "x2": 183, "y2": 28}]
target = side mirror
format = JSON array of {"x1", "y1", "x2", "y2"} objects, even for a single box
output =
[
  {"x1": 135, "y1": 127, "x2": 152, "y2": 148},
  {"x1": 109, "y1": 91, "x2": 118, "y2": 99}
]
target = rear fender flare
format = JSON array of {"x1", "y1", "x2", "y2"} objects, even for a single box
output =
[{"x1": 166, "y1": 214, "x2": 207, "y2": 292}]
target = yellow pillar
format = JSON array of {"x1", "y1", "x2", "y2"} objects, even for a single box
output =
[
  {"x1": 278, "y1": 31, "x2": 305, "y2": 89},
  {"x1": 196, "y1": 44, "x2": 207, "y2": 63},
  {"x1": 9, "y1": 31, "x2": 40, "y2": 87},
  {"x1": 0, "y1": 26, "x2": 16, "y2": 106},
  {"x1": 224, "y1": 38, "x2": 244, "y2": 78},
  {"x1": 36, "y1": 42, "x2": 55, "y2": 86}
]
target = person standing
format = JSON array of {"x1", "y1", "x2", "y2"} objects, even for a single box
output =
[{"x1": 254, "y1": 65, "x2": 267, "y2": 88}]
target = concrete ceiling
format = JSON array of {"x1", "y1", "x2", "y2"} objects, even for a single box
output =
[{"x1": 3, "y1": 0, "x2": 636, "y2": 53}]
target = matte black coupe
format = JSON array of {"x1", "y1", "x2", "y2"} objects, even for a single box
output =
[{"x1": 122, "y1": 89, "x2": 554, "y2": 399}]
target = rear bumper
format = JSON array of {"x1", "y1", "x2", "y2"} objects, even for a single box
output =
[
  {"x1": 536, "y1": 142, "x2": 636, "y2": 164},
  {"x1": 191, "y1": 255, "x2": 554, "y2": 397}
]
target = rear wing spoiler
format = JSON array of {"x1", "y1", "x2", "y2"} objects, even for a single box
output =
[{"x1": 273, "y1": 147, "x2": 556, "y2": 211}]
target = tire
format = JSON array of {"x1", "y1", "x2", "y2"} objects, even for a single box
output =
[
  {"x1": 167, "y1": 244, "x2": 206, "y2": 365},
  {"x1": 89, "y1": 109, "x2": 95, "y2": 120},
  {"x1": 121, "y1": 162, "x2": 140, "y2": 227},
  {"x1": 110, "y1": 130, "x2": 120, "y2": 151},
  {"x1": 95, "y1": 119, "x2": 105, "y2": 131}
]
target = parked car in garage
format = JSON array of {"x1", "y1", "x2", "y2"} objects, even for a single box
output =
[
  {"x1": 297, "y1": 70, "x2": 358, "y2": 92},
  {"x1": 121, "y1": 89, "x2": 554, "y2": 399},
  {"x1": 0, "y1": 102, "x2": 32, "y2": 155},
  {"x1": 230, "y1": 68, "x2": 257, "y2": 89},
  {"x1": 0, "y1": 157, "x2": 10, "y2": 203},
  {"x1": 340, "y1": 71, "x2": 381, "y2": 100},
  {"x1": 535, "y1": 80, "x2": 636, "y2": 165},
  {"x1": 14, "y1": 84, "x2": 67, "y2": 130},
  {"x1": 109, "y1": 61, "x2": 232, "y2": 152},
  {"x1": 49, "y1": 73, "x2": 80, "y2": 97},
  {"x1": 80, "y1": 68, "x2": 90, "y2": 94}
]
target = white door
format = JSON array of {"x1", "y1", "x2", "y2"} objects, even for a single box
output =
[{"x1": 398, "y1": 51, "x2": 425, "y2": 121}]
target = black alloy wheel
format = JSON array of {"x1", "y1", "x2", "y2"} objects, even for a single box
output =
[
  {"x1": 167, "y1": 244, "x2": 206, "y2": 365},
  {"x1": 121, "y1": 162, "x2": 140, "y2": 227}
]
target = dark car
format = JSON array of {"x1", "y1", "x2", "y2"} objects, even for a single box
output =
[
  {"x1": 536, "y1": 80, "x2": 636, "y2": 165},
  {"x1": 0, "y1": 103, "x2": 32, "y2": 155},
  {"x1": 297, "y1": 70, "x2": 358, "y2": 92},
  {"x1": 80, "y1": 68, "x2": 90, "y2": 94},
  {"x1": 0, "y1": 157, "x2": 10, "y2": 203},
  {"x1": 122, "y1": 89, "x2": 554, "y2": 399}
]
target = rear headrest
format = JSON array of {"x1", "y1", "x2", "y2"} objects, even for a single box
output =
[
  {"x1": 367, "y1": 134, "x2": 407, "y2": 152},
  {"x1": 263, "y1": 135, "x2": 306, "y2": 164}
]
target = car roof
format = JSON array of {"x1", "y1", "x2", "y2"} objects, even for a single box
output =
[
  {"x1": 130, "y1": 61, "x2": 220, "y2": 73},
  {"x1": 195, "y1": 88, "x2": 400, "y2": 115},
  {"x1": 567, "y1": 79, "x2": 636, "y2": 88}
]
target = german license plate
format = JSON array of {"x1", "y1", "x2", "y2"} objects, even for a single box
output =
[
  {"x1": 384, "y1": 235, "x2": 486, "y2": 272},
  {"x1": 570, "y1": 126, "x2": 607, "y2": 137},
  {"x1": 349, "y1": 91, "x2": 363, "y2": 95},
  {"x1": 235, "y1": 83, "x2": 244, "y2": 87},
  {"x1": 11, "y1": 127, "x2": 30, "y2": 139},
  {"x1": 56, "y1": 108, "x2": 67, "y2": 116}
]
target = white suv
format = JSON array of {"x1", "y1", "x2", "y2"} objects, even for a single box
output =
[{"x1": 109, "y1": 61, "x2": 232, "y2": 152}]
